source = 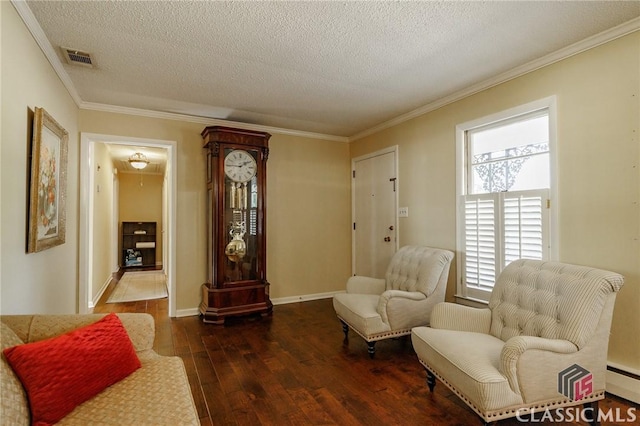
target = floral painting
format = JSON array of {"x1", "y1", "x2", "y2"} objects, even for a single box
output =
[{"x1": 28, "y1": 107, "x2": 68, "y2": 253}]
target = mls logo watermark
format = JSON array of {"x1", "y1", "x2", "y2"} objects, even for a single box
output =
[
  {"x1": 516, "y1": 364, "x2": 637, "y2": 423},
  {"x1": 558, "y1": 364, "x2": 593, "y2": 401}
]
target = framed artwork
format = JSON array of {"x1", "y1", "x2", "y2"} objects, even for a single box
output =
[{"x1": 27, "y1": 107, "x2": 69, "y2": 253}]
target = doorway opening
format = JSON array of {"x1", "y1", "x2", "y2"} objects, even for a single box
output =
[{"x1": 79, "y1": 133, "x2": 177, "y2": 316}]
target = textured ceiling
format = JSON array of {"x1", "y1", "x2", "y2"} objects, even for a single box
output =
[{"x1": 22, "y1": 1, "x2": 640, "y2": 138}]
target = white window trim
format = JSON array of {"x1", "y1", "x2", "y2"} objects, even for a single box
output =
[{"x1": 455, "y1": 96, "x2": 559, "y2": 303}]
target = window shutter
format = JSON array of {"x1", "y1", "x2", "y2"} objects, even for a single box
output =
[
  {"x1": 503, "y1": 190, "x2": 549, "y2": 266},
  {"x1": 462, "y1": 190, "x2": 549, "y2": 295},
  {"x1": 463, "y1": 195, "x2": 497, "y2": 290}
]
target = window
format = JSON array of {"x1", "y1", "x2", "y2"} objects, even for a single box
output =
[{"x1": 456, "y1": 98, "x2": 556, "y2": 302}]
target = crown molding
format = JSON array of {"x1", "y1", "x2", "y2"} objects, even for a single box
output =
[
  {"x1": 79, "y1": 102, "x2": 349, "y2": 142},
  {"x1": 11, "y1": 0, "x2": 83, "y2": 107},
  {"x1": 350, "y1": 16, "x2": 640, "y2": 141}
]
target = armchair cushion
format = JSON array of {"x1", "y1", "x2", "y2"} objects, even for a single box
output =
[
  {"x1": 333, "y1": 294, "x2": 389, "y2": 338},
  {"x1": 411, "y1": 327, "x2": 522, "y2": 411}
]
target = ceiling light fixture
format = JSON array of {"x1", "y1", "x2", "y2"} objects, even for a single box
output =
[{"x1": 128, "y1": 152, "x2": 149, "y2": 170}]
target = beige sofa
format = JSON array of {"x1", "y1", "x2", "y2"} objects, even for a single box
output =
[{"x1": 1, "y1": 313, "x2": 200, "y2": 425}]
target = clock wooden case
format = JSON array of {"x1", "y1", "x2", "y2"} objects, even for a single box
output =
[{"x1": 200, "y1": 126, "x2": 272, "y2": 324}]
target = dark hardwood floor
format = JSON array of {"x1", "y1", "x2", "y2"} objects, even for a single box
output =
[{"x1": 94, "y1": 276, "x2": 638, "y2": 425}]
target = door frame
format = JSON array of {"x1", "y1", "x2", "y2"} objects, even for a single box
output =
[
  {"x1": 79, "y1": 133, "x2": 177, "y2": 316},
  {"x1": 351, "y1": 145, "x2": 399, "y2": 276}
]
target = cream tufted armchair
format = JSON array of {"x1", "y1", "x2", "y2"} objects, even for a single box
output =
[
  {"x1": 333, "y1": 246, "x2": 453, "y2": 358},
  {"x1": 411, "y1": 259, "x2": 624, "y2": 425}
]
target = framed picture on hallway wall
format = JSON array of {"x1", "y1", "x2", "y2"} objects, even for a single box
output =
[{"x1": 27, "y1": 107, "x2": 69, "y2": 253}]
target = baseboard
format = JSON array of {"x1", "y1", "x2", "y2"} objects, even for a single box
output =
[
  {"x1": 90, "y1": 275, "x2": 114, "y2": 308},
  {"x1": 174, "y1": 291, "x2": 342, "y2": 317},
  {"x1": 271, "y1": 290, "x2": 342, "y2": 305},
  {"x1": 175, "y1": 307, "x2": 200, "y2": 318},
  {"x1": 607, "y1": 363, "x2": 640, "y2": 404}
]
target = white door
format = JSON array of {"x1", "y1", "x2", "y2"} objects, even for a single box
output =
[{"x1": 352, "y1": 148, "x2": 398, "y2": 277}]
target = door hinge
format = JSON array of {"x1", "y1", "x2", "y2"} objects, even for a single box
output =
[
  {"x1": 547, "y1": 199, "x2": 551, "y2": 209},
  {"x1": 352, "y1": 170, "x2": 356, "y2": 178},
  {"x1": 353, "y1": 222, "x2": 356, "y2": 230}
]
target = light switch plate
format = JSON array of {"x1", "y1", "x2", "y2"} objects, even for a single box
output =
[{"x1": 398, "y1": 207, "x2": 409, "y2": 217}]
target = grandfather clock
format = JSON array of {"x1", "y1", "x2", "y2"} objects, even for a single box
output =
[{"x1": 200, "y1": 126, "x2": 272, "y2": 324}]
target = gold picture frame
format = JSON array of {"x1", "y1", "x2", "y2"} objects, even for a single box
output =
[{"x1": 27, "y1": 107, "x2": 69, "y2": 253}]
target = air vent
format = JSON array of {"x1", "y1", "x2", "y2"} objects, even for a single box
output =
[{"x1": 61, "y1": 47, "x2": 94, "y2": 68}]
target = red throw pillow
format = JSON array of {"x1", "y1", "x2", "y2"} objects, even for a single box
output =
[{"x1": 3, "y1": 313, "x2": 141, "y2": 425}]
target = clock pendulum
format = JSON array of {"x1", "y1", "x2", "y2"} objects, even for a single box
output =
[{"x1": 225, "y1": 210, "x2": 246, "y2": 263}]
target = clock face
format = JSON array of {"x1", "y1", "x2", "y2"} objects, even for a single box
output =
[{"x1": 224, "y1": 150, "x2": 257, "y2": 182}]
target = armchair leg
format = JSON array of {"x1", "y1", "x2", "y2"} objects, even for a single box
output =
[
  {"x1": 340, "y1": 320, "x2": 349, "y2": 341},
  {"x1": 426, "y1": 369, "x2": 436, "y2": 392},
  {"x1": 367, "y1": 341, "x2": 376, "y2": 358},
  {"x1": 584, "y1": 400, "x2": 600, "y2": 426}
]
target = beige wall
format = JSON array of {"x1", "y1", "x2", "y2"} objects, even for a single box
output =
[
  {"x1": 350, "y1": 33, "x2": 640, "y2": 370},
  {"x1": 1, "y1": 2, "x2": 80, "y2": 313},
  {"x1": 268, "y1": 134, "x2": 352, "y2": 299},
  {"x1": 78, "y1": 110, "x2": 352, "y2": 310},
  {"x1": 91, "y1": 142, "x2": 116, "y2": 302},
  {"x1": 118, "y1": 172, "x2": 164, "y2": 265}
]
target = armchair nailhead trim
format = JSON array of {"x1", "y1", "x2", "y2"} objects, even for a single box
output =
[
  {"x1": 417, "y1": 358, "x2": 605, "y2": 422},
  {"x1": 336, "y1": 316, "x2": 411, "y2": 342}
]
